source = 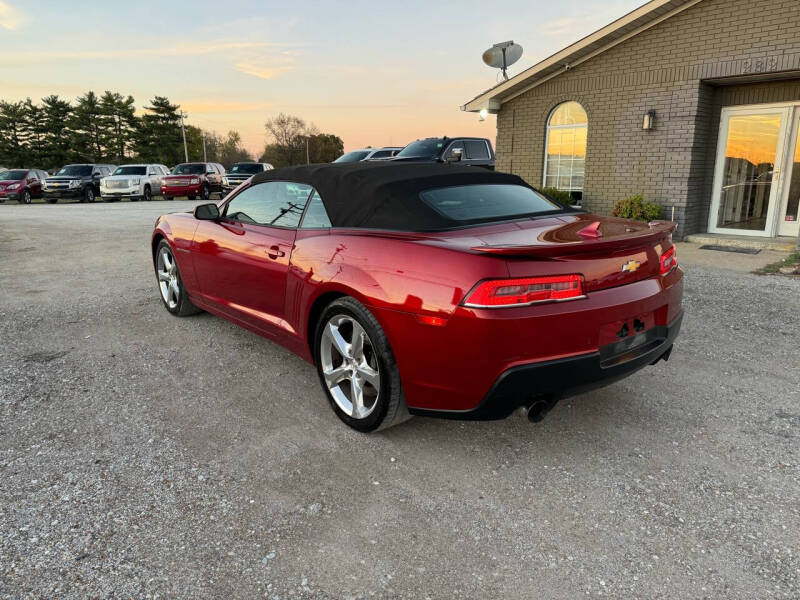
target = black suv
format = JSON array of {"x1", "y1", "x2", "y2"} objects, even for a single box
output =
[
  {"x1": 43, "y1": 164, "x2": 116, "y2": 203},
  {"x1": 223, "y1": 162, "x2": 273, "y2": 194},
  {"x1": 392, "y1": 137, "x2": 495, "y2": 169}
]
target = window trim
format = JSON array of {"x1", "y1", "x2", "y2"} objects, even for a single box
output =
[
  {"x1": 542, "y1": 102, "x2": 588, "y2": 194},
  {"x1": 220, "y1": 179, "x2": 315, "y2": 230}
]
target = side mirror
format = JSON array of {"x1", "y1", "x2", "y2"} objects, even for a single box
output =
[
  {"x1": 92, "y1": 172, "x2": 101, "y2": 177},
  {"x1": 446, "y1": 148, "x2": 463, "y2": 163},
  {"x1": 194, "y1": 203, "x2": 220, "y2": 220}
]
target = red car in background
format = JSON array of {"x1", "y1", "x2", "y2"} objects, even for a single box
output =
[
  {"x1": 151, "y1": 163, "x2": 683, "y2": 432},
  {"x1": 0, "y1": 168, "x2": 48, "y2": 203},
  {"x1": 161, "y1": 162, "x2": 225, "y2": 201}
]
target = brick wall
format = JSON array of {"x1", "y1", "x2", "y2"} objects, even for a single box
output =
[{"x1": 495, "y1": 0, "x2": 800, "y2": 235}]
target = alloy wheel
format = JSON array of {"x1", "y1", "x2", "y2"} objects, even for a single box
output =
[
  {"x1": 22, "y1": 190, "x2": 31, "y2": 204},
  {"x1": 319, "y1": 314, "x2": 381, "y2": 419},
  {"x1": 157, "y1": 246, "x2": 180, "y2": 310}
]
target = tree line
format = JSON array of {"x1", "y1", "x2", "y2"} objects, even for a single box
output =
[
  {"x1": 0, "y1": 93, "x2": 253, "y2": 170},
  {"x1": 260, "y1": 113, "x2": 345, "y2": 168}
]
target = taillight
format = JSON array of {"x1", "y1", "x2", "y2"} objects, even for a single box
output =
[
  {"x1": 463, "y1": 275, "x2": 584, "y2": 308},
  {"x1": 660, "y1": 245, "x2": 677, "y2": 276}
]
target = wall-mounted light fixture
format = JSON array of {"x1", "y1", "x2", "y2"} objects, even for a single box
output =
[
  {"x1": 479, "y1": 108, "x2": 488, "y2": 122},
  {"x1": 643, "y1": 110, "x2": 656, "y2": 131}
]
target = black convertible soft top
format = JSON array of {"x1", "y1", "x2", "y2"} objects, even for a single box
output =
[{"x1": 249, "y1": 162, "x2": 547, "y2": 230}]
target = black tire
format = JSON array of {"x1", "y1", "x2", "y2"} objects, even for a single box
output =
[
  {"x1": 46, "y1": 198, "x2": 58, "y2": 204},
  {"x1": 143, "y1": 185, "x2": 152, "y2": 201},
  {"x1": 314, "y1": 297, "x2": 408, "y2": 432},
  {"x1": 83, "y1": 187, "x2": 95, "y2": 203},
  {"x1": 166, "y1": 196, "x2": 174, "y2": 201},
  {"x1": 154, "y1": 240, "x2": 201, "y2": 317},
  {"x1": 188, "y1": 195, "x2": 196, "y2": 200},
  {"x1": 201, "y1": 184, "x2": 210, "y2": 201},
  {"x1": 20, "y1": 189, "x2": 31, "y2": 204}
]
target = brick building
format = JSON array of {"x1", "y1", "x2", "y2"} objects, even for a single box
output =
[{"x1": 462, "y1": 0, "x2": 800, "y2": 241}]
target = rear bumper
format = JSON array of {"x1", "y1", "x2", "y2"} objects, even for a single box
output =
[{"x1": 409, "y1": 311, "x2": 683, "y2": 420}]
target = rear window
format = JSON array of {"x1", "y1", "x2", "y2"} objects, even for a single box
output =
[{"x1": 419, "y1": 184, "x2": 559, "y2": 223}]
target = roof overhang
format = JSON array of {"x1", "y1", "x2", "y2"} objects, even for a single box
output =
[{"x1": 462, "y1": 0, "x2": 703, "y2": 113}]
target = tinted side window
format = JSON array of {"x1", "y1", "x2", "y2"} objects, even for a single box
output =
[
  {"x1": 465, "y1": 140, "x2": 490, "y2": 160},
  {"x1": 300, "y1": 191, "x2": 332, "y2": 228},
  {"x1": 370, "y1": 150, "x2": 390, "y2": 158},
  {"x1": 224, "y1": 181, "x2": 311, "y2": 227}
]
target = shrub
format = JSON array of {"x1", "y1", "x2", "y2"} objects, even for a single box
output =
[
  {"x1": 539, "y1": 187, "x2": 577, "y2": 205},
  {"x1": 612, "y1": 195, "x2": 664, "y2": 221}
]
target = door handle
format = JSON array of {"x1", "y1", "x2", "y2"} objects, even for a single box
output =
[{"x1": 267, "y1": 245, "x2": 286, "y2": 260}]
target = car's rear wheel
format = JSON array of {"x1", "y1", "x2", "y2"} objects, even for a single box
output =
[
  {"x1": 314, "y1": 297, "x2": 408, "y2": 432},
  {"x1": 21, "y1": 189, "x2": 31, "y2": 204},
  {"x1": 155, "y1": 240, "x2": 201, "y2": 316}
]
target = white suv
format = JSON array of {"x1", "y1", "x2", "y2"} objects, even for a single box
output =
[{"x1": 100, "y1": 164, "x2": 170, "y2": 202}]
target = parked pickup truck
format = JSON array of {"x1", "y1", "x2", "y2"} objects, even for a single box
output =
[
  {"x1": 43, "y1": 164, "x2": 116, "y2": 203},
  {"x1": 391, "y1": 137, "x2": 495, "y2": 169},
  {"x1": 100, "y1": 164, "x2": 171, "y2": 201},
  {"x1": 222, "y1": 162, "x2": 273, "y2": 194}
]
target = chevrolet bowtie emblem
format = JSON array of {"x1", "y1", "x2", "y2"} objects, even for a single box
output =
[{"x1": 622, "y1": 260, "x2": 641, "y2": 273}]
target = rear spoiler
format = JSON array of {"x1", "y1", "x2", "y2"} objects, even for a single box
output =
[{"x1": 471, "y1": 221, "x2": 676, "y2": 258}]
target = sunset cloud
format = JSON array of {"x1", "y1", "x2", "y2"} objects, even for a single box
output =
[
  {"x1": 0, "y1": 40, "x2": 297, "y2": 64},
  {"x1": 0, "y1": 0, "x2": 27, "y2": 30},
  {"x1": 234, "y1": 62, "x2": 295, "y2": 80}
]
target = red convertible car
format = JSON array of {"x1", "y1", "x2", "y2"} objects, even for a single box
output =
[{"x1": 151, "y1": 163, "x2": 683, "y2": 432}]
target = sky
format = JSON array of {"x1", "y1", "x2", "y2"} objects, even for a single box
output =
[{"x1": 0, "y1": 0, "x2": 645, "y2": 157}]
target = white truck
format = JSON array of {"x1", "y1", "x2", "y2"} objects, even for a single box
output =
[{"x1": 100, "y1": 164, "x2": 171, "y2": 202}]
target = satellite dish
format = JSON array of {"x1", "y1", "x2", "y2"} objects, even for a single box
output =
[{"x1": 482, "y1": 41, "x2": 523, "y2": 80}]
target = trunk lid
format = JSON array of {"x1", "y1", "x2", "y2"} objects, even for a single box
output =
[{"x1": 428, "y1": 214, "x2": 675, "y2": 293}]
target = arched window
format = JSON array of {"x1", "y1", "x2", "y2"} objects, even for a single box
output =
[{"x1": 544, "y1": 101, "x2": 588, "y2": 201}]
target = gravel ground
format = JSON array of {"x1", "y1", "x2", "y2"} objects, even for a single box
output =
[{"x1": 1, "y1": 201, "x2": 799, "y2": 599}]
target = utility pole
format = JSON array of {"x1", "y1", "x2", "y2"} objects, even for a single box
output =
[
  {"x1": 306, "y1": 136, "x2": 310, "y2": 165},
  {"x1": 202, "y1": 132, "x2": 207, "y2": 162},
  {"x1": 179, "y1": 111, "x2": 188, "y2": 162}
]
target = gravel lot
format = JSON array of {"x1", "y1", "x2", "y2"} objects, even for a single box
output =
[{"x1": 1, "y1": 201, "x2": 799, "y2": 599}]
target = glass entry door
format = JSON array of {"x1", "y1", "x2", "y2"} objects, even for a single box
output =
[
  {"x1": 778, "y1": 110, "x2": 800, "y2": 238},
  {"x1": 709, "y1": 106, "x2": 792, "y2": 236}
]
